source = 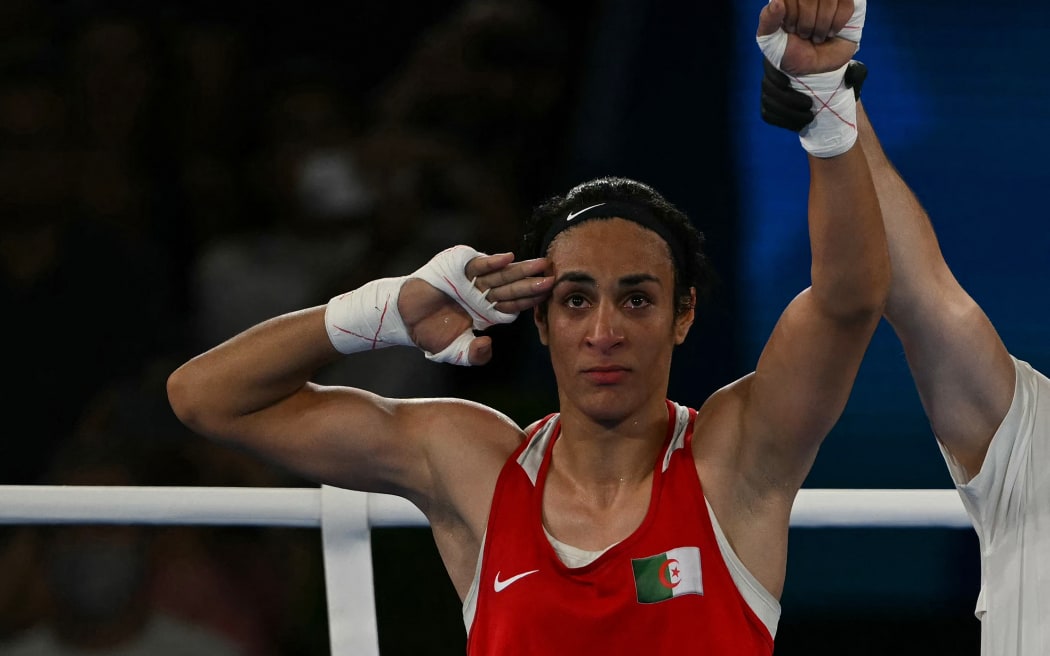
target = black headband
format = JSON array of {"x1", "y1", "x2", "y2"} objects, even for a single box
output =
[{"x1": 538, "y1": 200, "x2": 687, "y2": 274}]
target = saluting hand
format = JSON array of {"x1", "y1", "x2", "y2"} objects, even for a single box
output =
[{"x1": 399, "y1": 252, "x2": 553, "y2": 365}]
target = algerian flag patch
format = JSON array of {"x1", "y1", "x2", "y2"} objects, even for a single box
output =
[{"x1": 632, "y1": 546, "x2": 703, "y2": 604}]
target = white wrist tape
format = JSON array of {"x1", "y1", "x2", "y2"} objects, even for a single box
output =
[
  {"x1": 757, "y1": 0, "x2": 866, "y2": 158},
  {"x1": 325, "y1": 276, "x2": 413, "y2": 354},
  {"x1": 324, "y1": 245, "x2": 519, "y2": 366},
  {"x1": 410, "y1": 245, "x2": 519, "y2": 365},
  {"x1": 791, "y1": 63, "x2": 857, "y2": 158}
]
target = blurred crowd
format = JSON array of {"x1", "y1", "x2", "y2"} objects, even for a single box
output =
[{"x1": 0, "y1": 0, "x2": 593, "y2": 652}]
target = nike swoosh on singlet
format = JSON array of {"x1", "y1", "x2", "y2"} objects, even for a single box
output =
[
  {"x1": 493, "y1": 569, "x2": 539, "y2": 592},
  {"x1": 565, "y1": 203, "x2": 605, "y2": 222}
]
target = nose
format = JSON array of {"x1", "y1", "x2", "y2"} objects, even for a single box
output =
[{"x1": 585, "y1": 301, "x2": 624, "y2": 351}]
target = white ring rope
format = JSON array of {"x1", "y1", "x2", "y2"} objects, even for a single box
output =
[
  {"x1": 0, "y1": 485, "x2": 425, "y2": 527},
  {"x1": 0, "y1": 486, "x2": 970, "y2": 528},
  {"x1": 0, "y1": 485, "x2": 972, "y2": 655}
]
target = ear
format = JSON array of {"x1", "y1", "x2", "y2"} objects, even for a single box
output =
[
  {"x1": 673, "y1": 287, "x2": 697, "y2": 345},
  {"x1": 534, "y1": 305, "x2": 549, "y2": 346}
]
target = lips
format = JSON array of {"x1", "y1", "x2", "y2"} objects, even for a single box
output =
[{"x1": 581, "y1": 365, "x2": 629, "y2": 385}]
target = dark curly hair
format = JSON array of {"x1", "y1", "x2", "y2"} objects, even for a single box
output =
[{"x1": 520, "y1": 176, "x2": 715, "y2": 316}]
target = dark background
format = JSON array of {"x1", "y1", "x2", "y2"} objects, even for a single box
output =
[{"x1": 3, "y1": 0, "x2": 1046, "y2": 653}]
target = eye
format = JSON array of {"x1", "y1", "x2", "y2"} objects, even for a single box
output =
[
  {"x1": 624, "y1": 293, "x2": 652, "y2": 309},
  {"x1": 564, "y1": 293, "x2": 590, "y2": 309}
]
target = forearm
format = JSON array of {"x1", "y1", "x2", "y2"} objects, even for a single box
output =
[
  {"x1": 857, "y1": 104, "x2": 1008, "y2": 358},
  {"x1": 167, "y1": 306, "x2": 340, "y2": 437},
  {"x1": 855, "y1": 104, "x2": 963, "y2": 325},
  {"x1": 856, "y1": 103, "x2": 1014, "y2": 470},
  {"x1": 806, "y1": 143, "x2": 890, "y2": 319}
]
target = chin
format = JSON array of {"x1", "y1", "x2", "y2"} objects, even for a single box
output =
[{"x1": 574, "y1": 389, "x2": 640, "y2": 424}]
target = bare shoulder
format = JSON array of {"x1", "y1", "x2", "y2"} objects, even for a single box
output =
[
  {"x1": 690, "y1": 374, "x2": 752, "y2": 460},
  {"x1": 689, "y1": 373, "x2": 781, "y2": 516},
  {"x1": 689, "y1": 375, "x2": 794, "y2": 598},
  {"x1": 404, "y1": 396, "x2": 525, "y2": 521},
  {"x1": 405, "y1": 396, "x2": 526, "y2": 451},
  {"x1": 414, "y1": 398, "x2": 527, "y2": 591}
]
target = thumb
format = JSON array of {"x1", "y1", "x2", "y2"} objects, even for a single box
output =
[
  {"x1": 467, "y1": 336, "x2": 493, "y2": 366},
  {"x1": 756, "y1": 0, "x2": 785, "y2": 38}
]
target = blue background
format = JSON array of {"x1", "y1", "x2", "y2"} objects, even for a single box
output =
[
  {"x1": 509, "y1": 1, "x2": 1049, "y2": 650},
  {"x1": 728, "y1": 0, "x2": 1050, "y2": 631}
]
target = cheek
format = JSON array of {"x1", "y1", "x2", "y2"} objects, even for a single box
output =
[{"x1": 538, "y1": 316, "x2": 586, "y2": 359}]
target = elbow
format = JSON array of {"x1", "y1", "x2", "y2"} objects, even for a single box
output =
[
  {"x1": 859, "y1": 264, "x2": 891, "y2": 317},
  {"x1": 813, "y1": 264, "x2": 890, "y2": 323},
  {"x1": 166, "y1": 361, "x2": 216, "y2": 438}
]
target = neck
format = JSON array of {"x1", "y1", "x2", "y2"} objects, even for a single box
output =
[
  {"x1": 542, "y1": 404, "x2": 668, "y2": 548},
  {"x1": 552, "y1": 402, "x2": 668, "y2": 488}
]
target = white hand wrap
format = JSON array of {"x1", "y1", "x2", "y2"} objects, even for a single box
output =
[
  {"x1": 325, "y1": 276, "x2": 413, "y2": 354},
  {"x1": 324, "y1": 245, "x2": 518, "y2": 366},
  {"x1": 757, "y1": 0, "x2": 866, "y2": 158},
  {"x1": 411, "y1": 245, "x2": 519, "y2": 365}
]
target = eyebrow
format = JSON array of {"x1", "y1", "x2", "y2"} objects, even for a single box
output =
[{"x1": 552, "y1": 271, "x2": 663, "y2": 289}]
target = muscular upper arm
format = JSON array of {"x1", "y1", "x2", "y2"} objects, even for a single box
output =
[
  {"x1": 183, "y1": 381, "x2": 522, "y2": 514},
  {"x1": 858, "y1": 103, "x2": 1015, "y2": 478},
  {"x1": 691, "y1": 290, "x2": 881, "y2": 599},
  {"x1": 891, "y1": 293, "x2": 1015, "y2": 478},
  {"x1": 738, "y1": 286, "x2": 881, "y2": 492},
  {"x1": 730, "y1": 145, "x2": 887, "y2": 493},
  {"x1": 165, "y1": 304, "x2": 525, "y2": 516}
]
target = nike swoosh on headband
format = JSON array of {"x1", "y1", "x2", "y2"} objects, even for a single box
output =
[
  {"x1": 565, "y1": 203, "x2": 605, "y2": 222},
  {"x1": 493, "y1": 569, "x2": 539, "y2": 592}
]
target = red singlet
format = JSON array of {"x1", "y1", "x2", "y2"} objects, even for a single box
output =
[{"x1": 466, "y1": 400, "x2": 775, "y2": 655}]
